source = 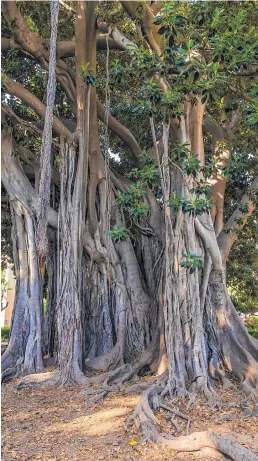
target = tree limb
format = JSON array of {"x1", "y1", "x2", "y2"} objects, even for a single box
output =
[
  {"x1": 1, "y1": 36, "x2": 126, "y2": 57},
  {"x1": 217, "y1": 175, "x2": 258, "y2": 264},
  {"x1": 203, "y1": 115, "x2": 230, "y2": 235},
  {"x1": 97, "y1": 20, "x2": 135, "y2": 50},
  {"x1": 120, "y1": 0, "x2": 162, "y2": 55},
  {"x1": 59, "y1": 0, "x2": 76, "y2": 14},
  {"x1": 96, "y1": 98, "x2": 141, "y2": 165},
  {"x1": 3, "y1": 75, "x2": 72, "y2": 141}
]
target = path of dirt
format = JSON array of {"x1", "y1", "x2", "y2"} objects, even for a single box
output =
[{"x1": 1, "y1": 377, "x2": 258, "y2": 461}]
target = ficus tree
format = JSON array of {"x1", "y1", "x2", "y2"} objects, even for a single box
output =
[{"x1": 1, "y1": 1, "x2": 258, "y2": 459}]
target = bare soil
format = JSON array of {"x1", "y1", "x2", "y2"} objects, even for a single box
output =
[{"x1": 1, "y1": 374, "x2": 258, "y2": 461}]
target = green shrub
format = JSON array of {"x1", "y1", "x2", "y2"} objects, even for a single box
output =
[
  {"x1": 1, "y1": 326, "x2": 10, "y2": 341},
  {"x1": 248, "y1": 329, "x2": 258, "y2": 339},
  {"x1": 245, "y1": 316, "x2": 258, "y2": 330}
]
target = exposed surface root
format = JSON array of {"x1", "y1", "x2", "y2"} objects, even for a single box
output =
[
  {"x1": 214, "y1": 407, "x2": 258, "y2": 421},
  {"x1": 17, "y1": 371, "x2": 60, "y2": 388},
  {"x1": 158, "y1": 430, "x2": 258, "y2": 461},
  {"x1": 17, "y1": 370, "x2": 90, "y2": 388},
  {"x1": 127, "y1": 382, "x2": 258, "y2": 461},
  {"x1": 1, "y1": 353, "x2": 25, "y2": 383},
  {"x1": 85, "y1": 390, "x2": 109, "y2": 405},
  {"x1": 241, "y1": 378, "x2": 258, "y2": 398},
  {"x1": 160, "y1": 403, "x2": 191, "y2": 434},
  {"x1": 127, "y1": 384, "x2": 165, "y2": 427},
  {"x1": 2, "y1": 365, "x2": 19, "y2": 383}
]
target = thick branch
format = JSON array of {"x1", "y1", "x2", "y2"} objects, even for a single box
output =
[
  {"x1": 120, "y1": 1, "x2": 162, "y2": 55},
  {"x1": 97, "y1": 99, "x2": 141, "y2": 165},
  {"x1": 203, "y1": 116, "x2": 230, "y2": 235},
  {"x1": 1, "y1": 37, "x2": 21, "y2": 53},
  {"x1": 1, "y1": 4, "x2": 77, "y2": 110},
  {"x1": 97, "y1": 21, "x2": 135, "y2": 50},
  {"x1": 3, "y1": 75, "x2": 72, "y2": 141},
  {"x1": 1, "y1": 36, "x2": 126, "y2": 57},
  {"x1": 2, "y1": 104, "x2": 44, "y2": 139},
  {"x1": 59, "y1": 0, "x2": 76, "y2": 14},
  {"x1": 1, "y1": 129, "x2": 58, "y2": 229},
  {"x1": 217, "y1": 175, "x2": 258, "y2": 264},
  {"x1": 2, "y1": 2, "x2": 43, "y2": 57}
]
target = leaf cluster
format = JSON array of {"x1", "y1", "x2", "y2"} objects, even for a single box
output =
[
  {"x1": 180, "y1": 251, "x2": 202, "y2": 274},
  {"x1": 115, "y1": 182, "x2": 149, "y2": 217},
  {"x1": 168, "y1": 192, "x2": 214, "y2": 216},
  {"x1": 107, "y1": 224, "x2": 130, "y2": 242}
]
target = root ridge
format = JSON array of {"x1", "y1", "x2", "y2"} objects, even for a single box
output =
[{"x1": 127, "y1": 382, "x2": 258, "y2": 461}]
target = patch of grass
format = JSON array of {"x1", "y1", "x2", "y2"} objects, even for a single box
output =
[
  {"x1": 246, "y1": 317, "x2": 258, "y2": 330},
  {"x1": 248, "y1": 329, "x2": 258, "y2": 339},
  {"x1": 1, "y1": 326, "x2": 10, "y2": 341}
]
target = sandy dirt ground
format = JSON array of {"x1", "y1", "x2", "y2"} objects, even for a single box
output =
[{"x1": 1, "y1": 376, "x2": 258, "y2": 461}]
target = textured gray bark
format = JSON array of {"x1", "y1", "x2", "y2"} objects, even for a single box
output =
[
  {"x1": 36, "y1": 0, "x2": 59, "y2": 261},
  {"x1": 2, "y1": 201, "x2": 43, "y2": 379}
]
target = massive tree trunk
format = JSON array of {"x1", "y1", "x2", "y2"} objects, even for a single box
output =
[
  {"x1": 1, "y1": 199, "x2": 44, "y2": 380},
  {"x1": 2, "y1": 2, "x2": 258, "y2": 459},
  {"x1": 55, "y1": 138, "x2": 87, "y2": 385},
  {"x1": 1, "y1": 130, "x2": 44, "y2": 379}
]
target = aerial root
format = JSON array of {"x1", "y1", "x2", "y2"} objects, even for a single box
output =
[{"x1": 128, "y1": 384, "x2": 258, "y2": 461}]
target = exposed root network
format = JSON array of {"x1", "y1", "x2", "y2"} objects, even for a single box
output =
[{"x1": 126, "y1": 381, "x2": 258, "y2": 461}]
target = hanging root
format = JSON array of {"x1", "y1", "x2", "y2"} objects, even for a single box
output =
[{"x1": 127, "y1": 382, "x2": 258, "y2": 461}]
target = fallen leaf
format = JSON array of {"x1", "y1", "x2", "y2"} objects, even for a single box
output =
[{"x1": 128, "y1": 440, "x2": 138, "y2": 446}]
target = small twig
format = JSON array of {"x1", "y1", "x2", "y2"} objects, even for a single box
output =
[
  {"x1": 171, "y1": 417, "x2": 180, "y2": 432},
  {"x1": 186, "y1": 418, "x2": 191, "y2": 435},
  {"x1": 160, "y1": 403, "x2": 188, "y2": 421}
]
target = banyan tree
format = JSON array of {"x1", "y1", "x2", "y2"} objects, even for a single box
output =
[{"x1": 1, "y1": 1, "x2": 258, "y2": 459}]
